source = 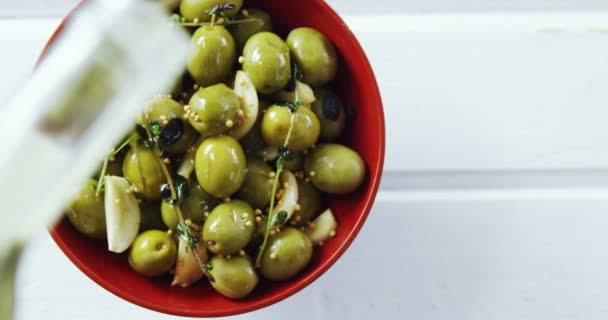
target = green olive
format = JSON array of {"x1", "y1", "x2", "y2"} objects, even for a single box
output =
[
  {"x1": 229, "y1": 8, "x2": 272, "y2": 51},
  {"x1": 286, "y1": 27, "x2": 338, "y2": 87},
  {"x1": 261, "y1": 105, "x2": 320, "y2": 151},
  {"x1": 236, "y1": 157, "x2": 274, "y2": 209},
  {"x1": 66, "y1": 179, "x2": 106, "y2": 239},
  {"x1": 188, "y1": 84, "x2": 240, "y2": 136},
  {"x1": 283, "y1": 152, "x2": 304, "y2": 171},
  {"x1": 180, "y1": 0, "x2": 243, "y2": 22},
  {"x1": 128, "y1": 230, "x2": 177, "y2": 277},
  {"x1": 140, "y1": 201, "x2": 166, "y2": 232},
  {"x1": 260, "y1": 228, "x2": 313, "y2": 281},
  {"x1": 188, "y1": 26, "x2": 236, "y2": 87},
  {"x1": 304, "y1": 144, "x2": 365, "y2": 194},
  {"x1": 160, "y1": 203, "x2": 179, "y2": 230},
  {"x1": 195, "y1": 136, "x2": 246, "y2": 198},
  {"x1": 139, "y1": 96, "x2": 199, "y2": 153},
  {"x1": 161, "y1": 180, "x2": 218, "y2": 229},
  {"x1": 202, "y1": 200, "x2": 255, "y2": 255},
  {"x1": 294, "y1": 180, "x2": 321, "y2": 225},
  {"x1": 208, "y1": 254, "x2": 258, "y2": 299},
  {"x1": 122, "y1": 144, "x2": 166, "y2": 200},
  {"x1": 242, "y1": 32, "x2": 291, "y2": 94},
  {"x1": 310, "y1": 88, "x2": 345, "y2": 141}
]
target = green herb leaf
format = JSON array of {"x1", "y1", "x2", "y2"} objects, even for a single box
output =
[
  {"x1": 276, "y1": 147, "x2": 290, "y2": 167},
  {"x1": 276, "y1": 101, "x2": 299, "y2": 113},
  {"x1": 113, "y1": 133, "x2": 138, "y2": 156},
  {"x1": 206, "y1": 3, "x2": 236, "y2": 15},
  {"x1": 205, "y1": 262, "x2": 214, "y2": 271},
  {"x1": 170, "y1": 13, "x2": 181, "y2": 23},
  {"x1": 149, "y1": 121, "x2": 162, "y2": 138},
  {"x1": 176, "y1": 221, "x2": 200, "y2": 248},
  {"x1": 272, "y1": 210, "x2": 288, "y2": 227},
  {"x1": 174, "y1": 175, "x2": 189, "y2": 204}
]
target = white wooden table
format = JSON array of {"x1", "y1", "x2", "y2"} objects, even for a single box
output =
[{"x1": 4, "y1": 2, "x2": 608, "y2": 319}]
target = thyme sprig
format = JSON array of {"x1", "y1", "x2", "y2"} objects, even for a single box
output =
[
  {"x1": 169, "y1": 8, "x2": 256, "y2": 28},
  {"x1": 177, "y1": 18, "x2": 256, "y2": 27},
  {"x1": 95, "y1": 133, "x2": 138, "y2": 197},
  {"x1": 141, "y1": 112, "x2": 215, "y2": 282},
  {"x1": 255, "y1": 69, "x2": 303, "y2": 266},
  {"x1": 206, "y1": 3, "x2": 236, "y2": 15},
  {"x1": 177, "y1": 220, "x2": 200, "y2": 249}
]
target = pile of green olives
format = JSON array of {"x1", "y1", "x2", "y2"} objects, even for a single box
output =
[{"x1": 65, "y1": 0, "x2": 366, "y2": 300}]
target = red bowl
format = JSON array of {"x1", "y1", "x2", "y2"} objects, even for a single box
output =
[{"x1": 46, "y1": 0, "x2": 385, "y2": 317}]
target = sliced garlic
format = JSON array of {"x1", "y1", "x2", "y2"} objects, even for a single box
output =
[
  {"x1": 295, "y1": 81, "x2": 316, "y2": 106},
  {"x1": 305, "y1": 208, "x2": 338, "y2": 245},
  {"x1": 229, "y1": 71, "x2": 259, "y2": 139},
  {"x1": 172, "y1": 237, "x2": 208, "y2": 288},
  {"x1": 104, "y1": 176, "x2": 141, "y2": 253},
  {"x1": 274, "y1": 81, "x2": 316, "y2": 107},
  {"x1": 177, "y1": 136, "x2": 204, "y2": 178},
  {"x1": 272, "y1": 170, "x2": 299, "y2": 224}
]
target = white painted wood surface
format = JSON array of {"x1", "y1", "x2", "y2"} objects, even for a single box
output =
[
  {"x1": 14, "y1": 198, "x2": 608, "y2": 320},
  {"x1": 2, "y1": 0, "x2": 608, "y2": 17},
  {"x1": 3, "y1": 6, "x2": 608, "y2": 320}
]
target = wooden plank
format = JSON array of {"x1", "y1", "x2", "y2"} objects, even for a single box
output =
[
  {"x1": 2, "y1": 0, "x2": 608, "y2": 17},
  {"x1": 15, "y1": 198, "x2": 608, "y2": 319}
]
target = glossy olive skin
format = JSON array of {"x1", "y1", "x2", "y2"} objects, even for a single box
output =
[
  {"x1": 140, "y1": 201, "x2": 166, "y2": 232},
  {"x1": 180, "y1": 0, "x2": 243, "y2": 22},
  {"x1": 260, "y1": 228, "x2": 313, "y2": 281},
  {"x1": 304, "y1": 144, "x2": 365, "y2": 194},
  {"x1": 188, "y1": 26, "x2": 236, "y2": 87},
  {"x1": 295, "y1": 180, "x2": 322, "y2": 225},
  {"x1": 66, "y1": 179, "x2": 106, "y2": 239},
  {"x1": 242, "y1": 32, "x2": 291, "y2": 94},
  {"x1": 202, "y1": 200, "x2": 255, "y2": 255},
  {"x1": 208, "y1": 254, "x2": 258, "y2": 299},
  {"x1": 229, "y1": 8, "x2": 272, "y2": 51},
  {"x1": 188, "y1": 84, "x2": 240, "y2": 136},
  {"x1": 140, "y1": 96, "x2": 198, "y2": 153},
  {"x1": 195, "y1": 136, "x2": 246, "y2": 198},
  {"x1": 261, "y1": 105, "x2": 320, "y2": 151},
  {"x1": 236, "y1": 157, "x2": 274, "y2": 209},
  {"x1": 287, "y1": 27, "x2": 338, "y2": 87},
  {"x1": 122, "y1": 145, "x2": 165, "y2": 200},
  {"x1": 161, "y1": 181, "x2": 218, "y2": 229},
  {"x1": 310, "y1": 88, "x2": 345, "y2": 141},
  {"x1": 128, "y1": 230, "x2": 177, "y2": 277},
  {"x1": 283, "y1": 152, "x2": 304, "y2": 171}
]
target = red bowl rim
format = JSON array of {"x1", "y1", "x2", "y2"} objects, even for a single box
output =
[{"x1": 45, "y1": 1, "x2": 386, "y2": 317}]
